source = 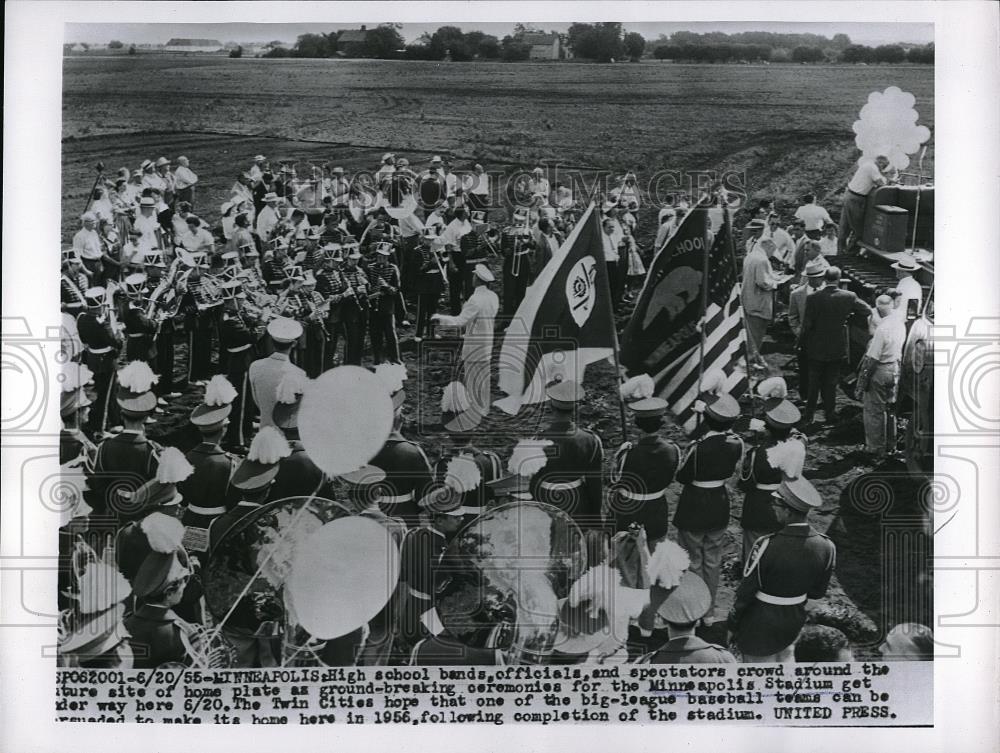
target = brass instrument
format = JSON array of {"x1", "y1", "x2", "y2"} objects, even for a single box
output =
[
  {"x1": 102, "y1": 281, "x2": 126, "y2": 339},
  {"x1": 146, "y1": 257, "x2": 183, "y2": 323}
]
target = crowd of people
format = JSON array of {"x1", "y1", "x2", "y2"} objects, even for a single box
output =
[{"x1": 57, "y1": 150, "x2": 932, "y2": 670}]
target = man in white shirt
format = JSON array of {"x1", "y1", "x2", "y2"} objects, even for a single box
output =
[
  {"x1": 602, "y1": 217, "x2": 624, "y2": 313},
  {"x1": 72, "y1": 212, "x2": 104, "y2": 278},
  {"x1": 858, "y1": 294, "x2": 906, "y2": 458},
  {"x1": 141, "y1": 159, "x2": 165, "y2": 193},
  {"x1": 248, "y1": 154, "x2": 267, "y2": 184},
  {"x1": 793, "y1": 193, "x2": 833, "y2": 233},
  {"x1": 817, "y1": 222, "x2": 839, "y2": 257},
  {"x1": 744, "y1": 217, "x2": 766, "y2": 255},
  {"x1": 839, "y1": 155, "x2": 892, "y2": 252},
  {"x1": 255, "y1": 192, "x2": 281, "y2": 241},
  {"x1": 181, "y1": 216, "x2": 216, "y2": 259},
  {"x1": 891, "y1": 256, "x2": 923, "y2": 315},
  {"x1": 464, "y1": 164, "x2": 490, "y2": 210},
  {"x1": 133, "y1": 197, "x2": 162, "y2": 254},
  {"x1": 442, "y1": 160, "x2": 459, "y2": 198},
  {"x1": 762, "y1": 213, "x2": 796, "y2": 267},
  {"x1": 376, "y1": 153, "x2": 396, "y2": 182},
  {"x1": 173, "y1": 156, "x2": 199, "y2": 207},
  {"x1": 530, "y1": 167, "x2": 550, "y2": 199}
]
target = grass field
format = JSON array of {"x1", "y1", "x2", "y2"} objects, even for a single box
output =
[{"x1": 61, "y1": 56, "x2": 935, "y2": 653}]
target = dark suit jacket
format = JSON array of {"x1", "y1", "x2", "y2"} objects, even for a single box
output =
[
  {"x1": 800, "y1": 285, "x2": 870, "y2": 362},
  {"x1": 642, "y1": 634, "x2": 737, "y2": 664}
]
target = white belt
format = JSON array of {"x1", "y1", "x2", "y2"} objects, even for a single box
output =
[
  {"x1": 513, "y1": 250, "x2": 531, "y2": 256},
  {"x1": 410, "y1": 588, "x2": 432, "y2": 601},
  {"x1": 227, "y1": 344, "x2": 251, "y2": 353},
  {"x1": 127, "y1": 333, "x2": 149, "y2": 338},
  {"x1": 691, "y1": 479, "x2": 726, "y2": 489},
  {"x1": 426, "y1": 269, "x2": 441, "y2": 274},
  {"x1": 380, "y1": 492, "x2": 414, "y2": 504},
  {"x1": 755, "y1": 483, "x2": 780, "y2": 491},
  {"x1": 540, "y1": 479, "x2": 583, "y2": 491},
  {"x1": 86, "y1": 346, "x2": 113, "y2": 354},
  {"x1": 756, "y1": 592, "x2": 807, "y2": 606},
  {"x1": 187, "y1": 505, "x2": 227, "y2": 516},
  {"x1": 620, "y1": 489, "x2": 667, "y2": 501}
]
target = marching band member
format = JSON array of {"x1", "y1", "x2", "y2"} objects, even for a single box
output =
[
  {"x1": 729, "y1": 477, "x2": 836, "y2": 662},
  {"x1": 340, "y1": 245, "x2": 371, "y2": 365},
  {"x1": 143, "y1": 251, "x2": 182, "y2": 402},
  {"x1": 367, "y1": 242, "x2": 402, "y2": 364},
  {"x1": 530, "y1": 381, "x2": 605, "y2": 533},
  {"x1": 370, "y1": 367, "x2": 433, "y2": 527},
  {"x1": 219, "y1": 282, "x2": 260, "y2": 449},
  {"x1": 179, "y1": 377, "x2": 240, "y2": 564},
  {"x1": 60, "y1": 364, "x2": 98, "y2": 465},
  {"x1": 430, "y1": 416, "x2": 503, "y2": 525},
  {"x1": 274, "y1": 268, "x2": 311, "y2": 366},
  {"x1": 249, "y1": 317, "x2": 305, "y2": 428},
  {"x1": 739, "y1": 377, "x2": 806, "y2": 562},
  {"x1": 262, "y1": 238, "x2": 291, "y2": 292},
  {"x1": 501, "y1": 221, "x2": 533, "y2": 317},
  {"x1": 61, "y1": 250, "x2": 89, "y2": 315},
  {"x1": 672, "y1": 372, "x2": 744, "y2": 623},
  {"x1": 299, "y1": 271, "x2": 329, "y2": 377},
  {"x1": 121, "y1": 273, "x2": 157, "y2": 371},
  {"x1": 637, "y1": 572, "x2": 736, "y2": 664},
  {"x1": 609, "y1": 391, "x2": 679, "y2": 550},
  {"x1": 270, "y1": 370, "x2": 330, "y2": 501},
  {"x1": 76, "y1": 287, "x2": 123, "y2": 436},
  {"x1": 89, "y1": 362, "x2": 161, "y2": 518},
  {"x1": 178, "y1": 251, "x2": 217, "y2": 386},
  {"x1": 413, "y1": 227, "x2": 444, "y2": 342},
  {"x1": 117, "y1": 512, "x2": 196, "y2": 668},
  {"x1": 314, "y1": 245, "x2": 348, "y2": 369},
  {"x1": 438, "y1": 207, "x2": 473, "y2": 314}
]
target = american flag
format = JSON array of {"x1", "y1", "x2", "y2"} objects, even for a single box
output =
[{"x1": 651, "y1": 208, "x2": 748, "y2": 434}]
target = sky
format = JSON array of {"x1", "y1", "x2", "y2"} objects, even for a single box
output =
[{"x1": 65, "y1": 21, "x2": 934, "y2": 47}]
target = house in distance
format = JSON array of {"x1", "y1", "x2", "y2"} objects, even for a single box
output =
[
  {"x1": 520, "y1": 32, "x2": 561, "y2": 60},
  {"x1": 165, "y1": 38, "x2": 224, "y2": 53}
]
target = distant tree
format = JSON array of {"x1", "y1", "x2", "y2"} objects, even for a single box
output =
[
  {"x1": 873, "y1": 44, "x2": 906, "y2": 63},
  {"x1": 500, "y1": 35, "x2": 531, "y2": 62},
  {"x1": 294, "y1": 33, "x2": 334, "y2": 58},
  {"x1": 428, "y1": 25, "x2": 473, "y2": 61},
  {"x1": 567, "y1": 22, "x2": 623, "y2": 62},
  {"x1": 791, "y1": 45, "x2": 824, "y2": 63},
  {"x1": 263, "y1": 46, "x2": 292, "y2": 58},
  {"x1": 81, "y1": 43, "x2": 90, "y2": 51},
  {"x1": 108, "y1": 40, "x2": 124, "y2": 50},
  {"x1": 128, "y1": 44, "x2": 137, "y2": 55},
  {"x1": 623, "y1": 32, "x2": 645, "y2": 62},
  {"x1": 840, "y1": 44, "x2": 874, "y2": 63},
  {"x1": 269, "y1": 40, "x2": 284, "y2": 46},
  {"x1": 363, "y1": 23, "x2": 404, "y2": 58},
  {"x1": 463, "y1": 30, "x2": 500, "y2": 59},
  {"x1": 831, "y1": 33, "x2": 852, "y2": 49},
  {"x1": 229, "y1": 45, "x2": 243, "y2": 58},
  {"x1": 907, "y1": 44, "x2": 934, "y2": 64}
]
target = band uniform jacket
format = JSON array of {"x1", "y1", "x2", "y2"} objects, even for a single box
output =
[
  {"x1": 729, "y1": 523, "x2": 836, "y2": 656},
  {"x1": 88, "y1": 431, "x2": 162, "y2": 517},
  {"x1": 124, "y1": 603, "x2": 189, "y2": 669},
  {"x1": 530, "y1": 420, "x2": 605, "y2": 529},
  {"x1": 611, "y1": 435, "x2": 680, "y2": 541},
  {"x1": 639, "y1": 634, "x2": 737, "y2": 664},
  {"x1": 432, "y1": 447, "x2": 503, "y2": 519},
  {"x1": 220, "y1": 311, "x2": 258, "y2": 372},
  {"x1": 60, "y1": 428, "x2": 97, "y2": 466},
  {"x1": 800, "y1": 284, "x2": 871, "y2": 362},
  {"x1": 179, "y1": 442, "x2": 238, "y2": 558},
  {"x1": 123, "y1": 302, "x2": 158, "y2": 362},
  {"x1": 369, "y1": 432, "x2": 434, "y2": 526},
  {"x1": 434, "y1": 285, "x2": 499, "y2": 364},
  {"x1": 315, "y1": 267, "x2": 349, "y2": 323},
  {"x1": 61, "y1": 272, "x2": 89, "y2": 314},
  {"x1": 249, "y1": 352, "x2": 305, "y2": 428},
  {"x1": 269, "y1": 439, "x2": 328, "y2": 502},
  {"x1": 739, "y1": 432, "x2": 806, "y2": 534},
  {"x1": 76, "y1": 310, "x2": 120, "y2": 374},
  {"x1": 410, "y1": 634, "x2": 499, "y2": 666},
  {"x1": 672, "y1": 431, "x2": 744, "y2": 533}
]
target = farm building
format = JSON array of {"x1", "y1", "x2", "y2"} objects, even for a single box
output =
[
  {"x1": 337, "y1": 27, "x2": 370, "y2": 56},
  {"x1": 165, "y1": 38, "x2": 224, "y2": 53},
  {"x1": 520, "y1": 32, "x2": 561, "y2": 60}
]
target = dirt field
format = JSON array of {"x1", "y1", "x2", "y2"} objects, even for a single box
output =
[{"x1": 62, "y1": 56, "x2": 934, "y2": 656}]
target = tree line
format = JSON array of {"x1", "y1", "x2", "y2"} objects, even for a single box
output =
[{"x1": 256, "y1": 23, "x2": 931, "y2": 65}]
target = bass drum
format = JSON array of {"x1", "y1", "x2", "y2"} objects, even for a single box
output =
[
  {"x1": 435, "y1": 501, "x2": 587, "y2": 664},
  {"x1": 204, "y1": 495, "x2": 400, "y2": 667}
]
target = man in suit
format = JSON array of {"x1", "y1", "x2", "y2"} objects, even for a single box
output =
[
  {"x1": 729, "y1": 477, "x2": 835, "y2": 662},
  {"x1": 639, "y1": 572, "x2": 736, "y2": 664},
  {"x1": 799, "y1": 266, "x2": 872, "y2": 424},
  {"x1": 787, "y1": 258, "x2": 827, "y2": 399},
  {"x1": 249, "y1": 317, "x2": 304, "y2": 428},
  {"x1": 530, "y1": 382, "x2": 605, "y2": 533},
  {"x1": 432, "y1": 264, "x2": 499, "y2": 429}
]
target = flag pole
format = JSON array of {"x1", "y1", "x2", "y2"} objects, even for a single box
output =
[
  {"x1": 602, "y1": 210, "x2": 630, "y2": 443},
  {"x1": 696, "y1": 207, "x2": 711, "y2": 431},
  {"x1": 728, "y1": 208, "x2": 758, "y2": 419}
]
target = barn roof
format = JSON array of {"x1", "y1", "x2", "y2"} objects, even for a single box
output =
[
  {"x1": 166, "y1": 38, "x2": 223, "y2": 47},
  {"x1": 520, "y1": 33, "x2": 559, "y2": 45},
  {"x1": 337, "y1": 30, "x2": 369, "y2": 43}
]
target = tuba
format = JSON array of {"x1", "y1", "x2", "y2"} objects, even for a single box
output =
[
  {"x1": 203, "y1": 495, "x2": 400, "y2": 667},
  {"x1": 436, "y1": 501, "x2": 587, "y2": 664}
]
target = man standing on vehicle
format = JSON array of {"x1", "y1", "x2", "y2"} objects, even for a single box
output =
[{"x1": 839, "y1": 155, "x2": 894, "y2": 253}]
